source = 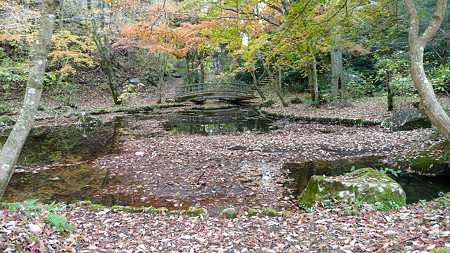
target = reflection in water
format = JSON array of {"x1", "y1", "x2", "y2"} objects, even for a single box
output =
[
  {"x1": 283, "y1": 157, "x2": 450, "y2": 204},
  {"x1": 4, "y1": 163, "x2": 116, "y2": 204},
  {"x1": 163, "y1": 107, "x2": 275, "y2": 135},
  {"x1": 0, "y1": 122, "x2": 121, "y2": 166},
  {"x1": 2, "y1": 111, "x2": 448, "y2": 208}
]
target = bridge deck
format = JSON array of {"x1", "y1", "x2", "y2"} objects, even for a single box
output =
[{"x1": 175, "y1": 83, "x2": 255, "y2": 102}]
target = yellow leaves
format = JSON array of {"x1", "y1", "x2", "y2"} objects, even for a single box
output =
[{"x1": 48, "y1": 30, "x2": 96, "y2": 74}]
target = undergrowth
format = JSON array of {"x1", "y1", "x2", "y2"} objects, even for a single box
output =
[{"x1": 1, "y1": 199, "x2": 77, "y2": 235}]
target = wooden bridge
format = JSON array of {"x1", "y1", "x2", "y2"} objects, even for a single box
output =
[{"x1": 174, "y1": 83, "x2": 255, "y2": 103}]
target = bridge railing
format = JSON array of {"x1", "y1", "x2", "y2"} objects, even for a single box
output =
[{"x1": 176, "y1": 82, "x2": 253, "y2": 97}]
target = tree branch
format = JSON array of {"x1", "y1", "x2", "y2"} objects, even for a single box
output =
[
  {"x1": 222, "y1": 7, "x2": 281, "y2": 26},
  {"x1": 420, "y1": 0, "x2": 447, "y2": 44}
]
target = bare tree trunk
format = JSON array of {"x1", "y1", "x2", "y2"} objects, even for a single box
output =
[
  {"x1": 261, "y1": 58, "x2": 288, "y2": 107},
  {"x1": 0, "y1": 0, "x2": 60, "y2": 199},
  {"x1": 331, "y1": 45, "x2": 344, "y2": 99},
  {"x1": 307, "y1": 55, "x2": 319, "y2": 105},
  {"x1": 157, "y1": 53, "x2": 168, "y2": 104},
  {"x1": 267, "y1": 68, "x2": 288, "y2": 107},
  {"x1": 386, "y1": 69, "x2": 394, "y2": 111},
  {"x1": 405, "y1": 0, "x2": 450, "y2": 141},
  {"x1": 250, "y1": 70, "x2": 266, "y2": 100}
]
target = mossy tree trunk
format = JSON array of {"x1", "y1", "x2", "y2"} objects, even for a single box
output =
[
  {"x1": 91, "y1": 0, "x2": 121, "y2": 105},
  {"x1": 405, "y1": 0, "x2": 450, "y2": 141},
  {"x1": 0, "y1": 0, "x2": 61, "y2": 199}
]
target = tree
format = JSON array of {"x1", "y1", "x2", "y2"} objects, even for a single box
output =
[
  {"x1": 405, "y1": 0, "x2": 450, "y2": 141},
  {"x1": 91, "y1": 0, "x2": 122, "y2": 105},
  {"x1": 0, "y1": 0, "x2": 61, "y2": 199}
]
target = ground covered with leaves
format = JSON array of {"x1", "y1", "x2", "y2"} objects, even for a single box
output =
[
  {"x1": 1, "y1": 195, "x2": 449, "y2": 252},
  {"x1": 2, "y1": 94, "x2": 450, "y2": 252}
]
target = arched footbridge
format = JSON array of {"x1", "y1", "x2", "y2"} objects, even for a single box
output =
[{"x1": 174, "y1": 83, "x2": 255, "y2": 103}]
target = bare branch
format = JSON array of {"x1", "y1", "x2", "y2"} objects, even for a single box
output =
[{"x1": 222, "y1": 7, "x2": 281, "y2": 26}]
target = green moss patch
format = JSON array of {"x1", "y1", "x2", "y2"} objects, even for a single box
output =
[{"x1": 299, "y1": 168, "x2": 406, "y2": 208}]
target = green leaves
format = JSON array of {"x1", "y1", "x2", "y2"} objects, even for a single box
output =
[{"x1": 45, "y1": 212, "x2": 78, "y2": 233}]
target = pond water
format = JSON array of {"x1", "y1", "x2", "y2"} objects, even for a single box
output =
[
  {"x1": 283, "y1": 157, "x2": 450, "y2": 204},
  {"x1": 1, "y1": 108, "x2": 448, "y2": 209}
]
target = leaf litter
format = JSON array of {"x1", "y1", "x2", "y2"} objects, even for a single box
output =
[{"x1": 2, "y1": 96, "x2": 450, "y2": 252}]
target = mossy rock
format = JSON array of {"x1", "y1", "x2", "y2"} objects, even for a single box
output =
[
  {"x1": 381, "y1": 107, "x2": 431, "y2": 131},
  {"x1": 221, "y1": 208, "x2": 240, "y2": 219},
  {"x1": 262, "y1": 208, "x2": 278, "y2": 216},
  {"x1": 247, "y1": 208, "x2": 259, "y2": 217},
  {"x1": 186, "y1": 207, "x2": 208, "y2": 216},
  {"x1": 430, "y1": 247, "x2": 450, "y2": 253},
  {"x1": 299, "y1": 168, "x2": 406, "y2": 208},
  {"x1": 398, "y1": 141, "x2": 450, "y2": 176}
]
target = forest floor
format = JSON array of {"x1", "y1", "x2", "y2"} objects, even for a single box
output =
[{"x1": 1, "y1": 91, "x2": 450, "y2": 252}]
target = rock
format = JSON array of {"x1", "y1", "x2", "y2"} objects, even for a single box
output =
[
  {"x1": 129, "y1": 78, "x2": 141, "y2": 84},
  {"x1": 299, "y1": 168, "x2": 406, "y2": 208},
  {"x1": 398, "y1": 141, "x2": 450, "y2": 176},
  {"x1": 328, "y1": 99, "x2": 353, "y2": 108},
  {"x1": 170, "y1": 70, "x2": 182, "y2": 78},
  {"x1": 0, "y1": 115, "x2": 15, "y2": 127},
  {"x1": 76, "y1": 112, "x2": 102, "y2": 127},
  {"x1": 186, "y1": 207, "x2": 208, "y2": 216},
  {"x1": 381, "y1": 107, "x2": 431, "y2": 131},
  {"x1": 221, "y1": 207, "x2": 239, "y2": 219},
  {"x1": 262, "y1": 208, "x2": 278, "y2": 216},
  {"x1": 247, "y1": 208, "x2": 259, "y2": 216}
]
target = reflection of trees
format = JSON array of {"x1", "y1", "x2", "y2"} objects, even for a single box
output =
[
  {"x1": 4, "y1": 163, "x2": 122, "y2": 204},
  {"x1": 0, "y1": 123, "x2": 119, "y2": 166},
  {"x1": 164, "y1": 107, "x2": 273, "y2": 135}
]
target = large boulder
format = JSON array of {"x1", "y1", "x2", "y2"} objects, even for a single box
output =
[
  {"x1": 299, "y1": 168, "x2": 406, "y2": 208},
  {"x1": 381, "y1": 107, "x2": 431, "y2": 131}
]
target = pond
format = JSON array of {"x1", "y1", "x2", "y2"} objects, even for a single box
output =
[{"x1": 1, "y1": 107, "x2": 448, "y2": 210}]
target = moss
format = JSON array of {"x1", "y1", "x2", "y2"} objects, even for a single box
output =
[
  {"x1": 399, "y1": 141, "x2": 450, "y2": 176},
  {"x1": 186, "y1": 207, "x2": 208, "y2": 216},
  {"x1": 300, "y1": 168, "x2": 406, "y2": 208},
  {"x1": 262, "y1": 111, "x2": 379, "y2": 126},
  {"x1": 221, "y1": 208, "x2": 240, "y2": 219},
  {"x1": 262, "y1": 208, "x2": 278, "y2": 216},
  {"x1": 89, "y1": 204, "x2": 105, "y2": 211},
  {"x1": 167, "y1": 210, "x2": 186, "y2": 216},
  {"x1": 281, "y1": 211, "x2": 294, "y2": 216},
  {"x1": 430, "y1": 247, "x2": 450, "y2": 253},
  {"x1": 90, "y1": 109, "x2": 110, "y2": 115},
  {"x1": 247, "y1": 208, "x2": 259, "y2": 217}
]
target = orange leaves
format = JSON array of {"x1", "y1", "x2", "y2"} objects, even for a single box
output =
[{"x1": 118, "y1": 19, "x2": 218, "y2": 58}]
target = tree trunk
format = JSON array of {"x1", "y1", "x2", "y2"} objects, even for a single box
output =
[
  {"x1": 157, "y1": 53, "x2": 168, "y2": 104},
  {"x1": 91, "y1": 0, "x2": 121, "y2": 105},
  {"x1": 251, "y1": 70, "x2": 266, "y2": 100},
  {"x1": 0, "y1": 0, "x2": 60, "y2": 199},
  {"x1": 261, "y1": 59, "x2": 288, "y2": 107},
  {"x1": 405, "y1": 0, "x2": 450, "y2": 141},
  {"x1": 307, "y1": 55, "x2": 319, "y2": 105},
  {"x1": 386, "y1": 69, "x2": 394, "y2": 111},
  {"x1": 331, "y1": 44, "x2": 344, "y2": 99}
]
